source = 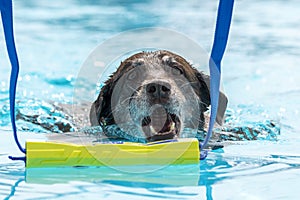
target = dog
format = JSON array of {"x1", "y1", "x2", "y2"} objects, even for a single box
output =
[{"x1": 89, "y1": 50, "x2": 228, "y2": 142}]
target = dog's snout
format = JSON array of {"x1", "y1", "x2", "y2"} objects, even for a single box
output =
[{"x1": 146, "y1": 81, "x2": 171, "y2": 100}]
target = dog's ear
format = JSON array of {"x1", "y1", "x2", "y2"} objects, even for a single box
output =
[
  {"x1": 200, "y1": 73, "x2": 228, "y2": 126},
  {"x1": 194, "y1": 71, "x2": 211, "y2": 112},
  {"x1": 90, "y1": 101, "x2": 100, "y2": 126},
  {"x1": 89, "y1": 89, "x2": 106, "y2": 126},
  {"x1": 89, "y1": 79, "x2": 114, "y2": 126}
]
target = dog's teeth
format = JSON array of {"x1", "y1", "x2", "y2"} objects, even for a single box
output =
[
  {"x1": 170, "y1": 122, "x2": 175, "y2": 130},
  {"x1": 150, "y1": 126, "x2": 157, "y2": 134}
]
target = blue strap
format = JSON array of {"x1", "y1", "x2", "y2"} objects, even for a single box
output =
[
  {"x1": 1, "y1": 0, "x2": 26, "y2": 154},
  {"x1": 200, "y1": 0, "x2": 234, "y2": 160}
]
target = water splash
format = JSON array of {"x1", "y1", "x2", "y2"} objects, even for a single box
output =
[
  {"x1": 0, "y1": 98, "x2": 77, "y2": 133},
  {"x1": 0, "y1": 96, "x2": 280, "y2": 142},
  {"x1": 214, "y1": 106, "x2": 280, "y2": 141}
]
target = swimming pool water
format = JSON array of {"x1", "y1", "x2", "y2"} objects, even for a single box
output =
[{"x1": 1, "y1": 0, "x2": 300, "y2": 199}]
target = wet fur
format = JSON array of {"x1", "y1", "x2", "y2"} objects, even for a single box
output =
[{"x1": 90, "y1": 50, "x2": 211, "y2": 140}]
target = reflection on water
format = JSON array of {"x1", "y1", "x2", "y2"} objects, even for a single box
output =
[{"x1": 1, "y1": 147, "x2": 299, "y2": 200}]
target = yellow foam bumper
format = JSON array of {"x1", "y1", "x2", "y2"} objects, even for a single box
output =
[{"x1": 26, "y1": 138, "x2": 200, "y2": 168}]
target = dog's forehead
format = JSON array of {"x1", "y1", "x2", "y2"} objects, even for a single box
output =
[
  {"x1": 132, "y1": 58, "x2": 145, "y2": 66},
  {"x1": 161, "y1": 55, "x2": 176, "y2": 63},
  {"x1": 131, "y1": 53, "x2": 176, "y2": 68}
]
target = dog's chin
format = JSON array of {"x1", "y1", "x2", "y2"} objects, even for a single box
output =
[{"x1": 141, "y1": 112, "x2": 181, "y2": 142}]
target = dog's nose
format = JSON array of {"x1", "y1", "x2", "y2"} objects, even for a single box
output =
[{"x1": 146, "y1": 81, "x2": 171, "y2": 99}]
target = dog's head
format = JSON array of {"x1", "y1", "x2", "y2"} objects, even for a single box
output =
[{"x1": 90, "y1": 50, "x2": 227, "y2": 142}]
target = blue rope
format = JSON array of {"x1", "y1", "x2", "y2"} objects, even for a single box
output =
[
  {"x1": 1, "y1": 0, "x2": 26, "y2": 154},
  {"x1": 200, "y1": 0, "x2": 234, "y2": 160}
]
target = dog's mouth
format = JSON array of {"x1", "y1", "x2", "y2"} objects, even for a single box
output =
[{"x1": 141, "y1": 108, "x2": 181, "y2": 142}]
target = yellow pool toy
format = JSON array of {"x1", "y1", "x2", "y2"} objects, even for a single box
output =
[{"x1": 26, "y1": 138, "x2": 200, "y2": 168}]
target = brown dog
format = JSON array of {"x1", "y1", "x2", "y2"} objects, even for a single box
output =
[{"x1": 90, "y1": 50, "x2": 227, "y2": 142}]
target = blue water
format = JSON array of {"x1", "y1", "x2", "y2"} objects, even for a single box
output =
[{"x1": 1, "y1": 0, "x2": 300, "y2": 199}]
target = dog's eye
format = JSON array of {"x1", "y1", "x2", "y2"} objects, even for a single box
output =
[
  {"x1": 127, "y1": 70, "x2": 137, "y2": 80},
  {"x1": 171, "y1": 66, "x2": 183, "y2": 76}
]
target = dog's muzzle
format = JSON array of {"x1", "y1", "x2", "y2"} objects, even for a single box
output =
[{"x1": 141, "y1": 105, "x2": 181, "y2": 142}]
